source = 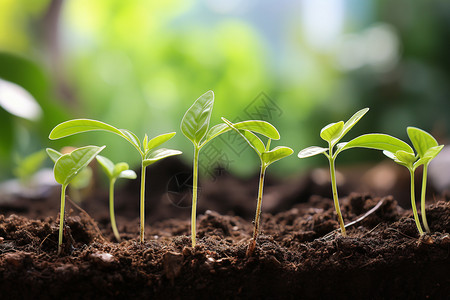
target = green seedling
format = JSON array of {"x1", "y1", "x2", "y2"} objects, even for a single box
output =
[
  {"x1": 407, "y1": 127, "x2": 443, "y2": 233},
  {"x1": 49, "y1": 120, "x2": 182, "y2": 243},
  {"x1": 298, "y1": 108, "x2": 370, "y2": 236},
  {"x1": 46, "y1": 146, "x2": 105, "y2": 255},
  {"x1": 382, "y1": 127, "x2": 443, "y2": 235},
  {"x1": 298, "y1": 108, "x2": 416, "y2": 236},
  {"x1": 96, "y1": 155, "x2": 137, "y2": 242},
  {"x1": 13, "y1": 149, "x2": 47, "y2": 185},
  {"x1": 222, "y1": 118, "x2": 293, "y2": 257},
  {"x1": 180, "y1": 90, "x2": 281, "y2": 247}
]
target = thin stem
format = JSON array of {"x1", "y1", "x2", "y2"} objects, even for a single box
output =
[
  {"x1": 329, "y1": 156, "x2": 346, "y2": 237},
  {"x1": 58, "y1": 184, "x2": 67, "y2": 255},
  {"x1": 191, "y1": 147, "x2": 200, "y2": 248},
  {"x1": 139, "y1": 163, "x2": 146, "y2": 243},
  {"x1": 410, "y1": 169, "x2": 424, "y2": 236},
  {"x1": 109, "y1": 178, "x2": 121, "y2": 242},
  {"x1": 247, "y1": 164, "x2": 267, "y2": 257},
  {"x1": 421, "y1": 164, "x2": 431, "y2": 233}
]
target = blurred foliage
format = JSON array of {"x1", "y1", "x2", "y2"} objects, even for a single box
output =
[{"x1": 0, "y1": 0, "x2": 449, "y2": 181}]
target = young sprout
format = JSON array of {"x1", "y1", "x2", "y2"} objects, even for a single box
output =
[
  {"x1": 13, "y1": 149, "x2": 47, "y2": 185},
  {"x1": 180, "y1": 91, "x2": 280, "y2": 247},
  {"x1": 49, "y1": 120, "x2": 182, "y2": 243},
  {"x1": 46, "y1": 146, "x2": 105, "y2": 255},
  {"x1": 382, "y1": 127, "x2": 443, "y2": 235},
  {"x1": 298, "y1": 108, "x2": 369, "y2": 236},
  {"x1": 222, "y1": 118, "x2": 293, "y2": 257},
  {"x1": 407, "y1": 127, "x2": 443, "y2": 233},
  {"x1": 96, "y1": 155, "x2": 137, "y2": 241}
]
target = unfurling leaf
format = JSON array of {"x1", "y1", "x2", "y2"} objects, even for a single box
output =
[
  {"x1": 54, "y1": 145, "x2": 105, "y2": 185},
  {"x1": 181, "y1": 90, "x2": 214, "y2": 146},
  {"x1": 143, "y1": 148, "x2": 182, "y2": 167},
  {"x1": 262, "y1": 146, "x2": 294, "y2": 166}
]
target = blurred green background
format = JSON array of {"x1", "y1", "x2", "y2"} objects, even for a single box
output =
[{"x1": 0, "y1": 0, "x2": 449, "y2": 181}]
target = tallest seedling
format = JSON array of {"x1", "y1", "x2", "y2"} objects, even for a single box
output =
[{"x1": 181, "y1": 91, "x2": 282, "y2": 247}]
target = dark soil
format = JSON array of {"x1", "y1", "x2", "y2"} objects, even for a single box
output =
[{"x1": 0, "y1": 160, "x2": 449, "y2": 299}]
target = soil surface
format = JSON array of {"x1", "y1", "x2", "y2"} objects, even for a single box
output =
[{"x1": 0, "y1": 159, "x2": 449, "y2": 299}]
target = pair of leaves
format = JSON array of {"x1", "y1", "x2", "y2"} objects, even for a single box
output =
[
  {"x1": 383, "y1": 127, "x2": 443, "y2": 170},
  {"x1": 49, "y1": 119, "x2": 182, "y2": 165},
  {"x1": 320, "y1": 108, "x2": 369, "y2": 147},
  {"x1": 96, "y1": 155, "x2": 137, "y2": 180},
  {"x1": 180, "y1": 91, "x2": 280, "y2": 149},
  {"x1": 298, "y1": 108, "x2": 369, "y2": 159},
  {"x1": 222, "y1": 118, "x2": 293, "y2": 167},
  {"x1": 46, "y1": 146, "x2": 105, "y2": 186}
]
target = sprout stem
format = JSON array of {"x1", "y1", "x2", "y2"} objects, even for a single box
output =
[
  {"x1": 139, "y1": 164, "x2": 146, "y2": 243},
  {"x1": 247, "y1": 164, "x2": 267, "y2": 257},
  {"x1": 109, "y1": 178, "x2": 121, "y2": 242},
  {"x1": 410, "y1": 169, "x2": 424, "y2": 235},
  {"x1": 191, "y1": 147, "x2": 200, "y2": 248},
  {"x1": 58, "y1": 184, "x2": 68, "y2": 255},
  {"x1": 329, "y1": 156, "x2": 346, "y2": 236},
  {"x1": 421, "y1": 165, "x2": 431, "y2": 233}
]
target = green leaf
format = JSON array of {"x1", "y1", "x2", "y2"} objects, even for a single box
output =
[
  {"x1": 262, "y1": 146, "x2": 294, "y2": 166},
  {"x1": 339, "y1": 108, "x2": 369, "y2": 142},
  {"x1": 70, "y1": 167, "x2": 93, "y2": 189},
  {"x1": 119, "y1": 129, "x2": 141, "y2": 152},
  {"x1": 181, "y1": 90, "x2": 214, "y2": 146},
  {"x1": 320, "y1": 121, "x2": 344, "y2": 143},
  {"x1": 143, "y1": 148, "x2": 183, "y2": 167},
  {"x1": 147, "y1": 132, "x2": 176, "y2": 151},
  {"x1": 298, "y1": 146, "x2": 328, "y2": 158},
  {"x1": 222, "y1": 118, "x2": 265, "y2": 155},
  {"x1": 414, "y1": 145, "x2": 444, "y2": 168},
  {"x1": 54, "y1": 145, "x2": 105, "y2": 185},
  {"x1": 49, "y1": 119, "x2": 143, "y2": 154},
  {"x1": 407, "y1": 127, "x2": 438, "y2": 158},
  {"x1": 97, "y1": 155, "x2": 136, "y2": 180},
  {"x1": 118, "y1": 169, "x2": 137, "y2": 180},
  {"x1": 96, "y1": 155, "x2": 114, "y2": 178},
  {"x1": 340, "y1": 134, "x2": 414, "y2": 154},
  {"x1": 14, "y1": 150, "x2": 47, "y2": 182},
  {"x1": 201, "y1": 120, "x2": 280, "y2": 147},
  {"x1": 394, "y1": 150, "x2": 416, "y2": 168},
  {"x1": 384, "y1": 150, "x2": 416, "y2": 169},
  {"x1": 112, "y1": 162, "x2": 130, "y2": 178},
  {"x1": 46, "y1": 148, "x2": 63, "y2": 163}
]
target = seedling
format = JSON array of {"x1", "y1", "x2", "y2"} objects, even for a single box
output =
[
  {"x1": 13, "y1": 149, "x2": 47, "y2": 185},
  {"x1": 46, "y1": 146, "x2": 105, "y2": 255},
  {"x1": 407, "y1": 127, "x2": 443, "y2": 233},
  {"x1": 96, "y1": 155, "x2": 137, "y2": 241},
  {"x1": 298, "y1": 108, "x2": 369, "y2": 236},
  {"x1": 298, "y1": 108, "x2": 416, "y2": 236},
  {"x1": 222, "y1": 118, "x2": 293, "y2": 257},
  {"x1": 180, "y1": 90, "x2": 281, "y2": 247},
  {"x1": 49, "y1": 120, "x2": 182, "y2": 243},
  {"x1": 382, "y1": 127, "x2": 443, "y2": 235}
]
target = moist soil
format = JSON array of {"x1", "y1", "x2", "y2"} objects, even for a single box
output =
[{"x1": 0, "y1": 160, "x2": 449, "y2": 299}]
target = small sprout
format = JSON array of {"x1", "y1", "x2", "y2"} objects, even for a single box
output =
[
  {"x1": 407, "y1": 127, "x2": 443, "y2": 233},
  {"x1": 382, "y1": 127, "x2": 443, "y2": 235},
  {"x1": 222, "y1": 118, "x2": 293, "y2": 257},
  {"x1": 13, "y1": 149, "x2": 47, "y2": 185},
  {"x1": 96, "y1": 155, "x2": 137, "y2": 242},
  {"x1": 298, "y1": 108, "x2": 370, "y2": 236},
  {"x1": 49, "y1": 120, "x2": 182, "y2": 243},
  {"x1": 46, "y1": 146, "x2": 105, "y2": 255},
  {"x1": 180, "y1": 91, "x2": 280, "y2": 247}
]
